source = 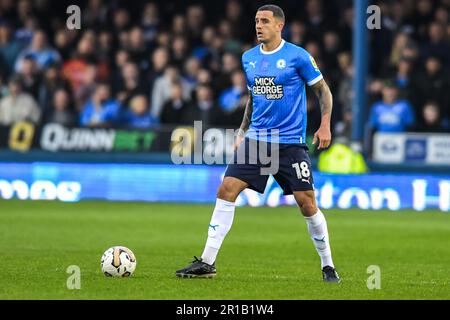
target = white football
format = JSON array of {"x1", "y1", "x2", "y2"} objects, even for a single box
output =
[{"x1": 101, "y1": 246, "x2": 136, "y2": 277}]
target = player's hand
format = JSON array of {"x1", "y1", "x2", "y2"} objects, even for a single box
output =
[
  {"x1": 313, "y1": 125, "x2": 332, "y2": 150},
  {"x1": 233, "y1": 134, "x2": 245, "y2": 151}
]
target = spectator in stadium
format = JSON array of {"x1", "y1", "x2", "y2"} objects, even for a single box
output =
[
  {"x1": 185, "y1": 4, "x2": 206, "y2": 47},
  {"x1": 393, "y1": 57, "x2": 414, "y2": 101},
  {"x1": 14, "y1": 30, "x2": 61, "y2": 72},
  {"x1": 172, "y1": 14, "x2": 187, "y2": 38},
  {"x1": 334, "y1": 107, "x2": 353, "y2": 144},
  {"x1": 74, "y1": 63, "x2": 100, "y2": 111},
  {"x1": 305, "y1": 41, "x2": 322, "y2": 64},
  {"x1": 422, "y1": 22, "x2": 449, "y2": 65},
  {"x1": 115, "y1": 61, "x2": 148, "y2": 108},
  {"x1": 13, "y1": 15, "x2": 38, "y2": 44},
  {"x1": 0, "y1": 75, "x2": 40, "y2": 125},
  {"x1": 53, "y1": 28, "x2": 77, "y2": 62},
  {"x1": 322, "y1": 30, "x2": 341, "y2": 72},
  {"x1": 191, "y1": 26, "x2": 216, "y2": 62},
  {"x1": 287, "y1": 20, "x2": 307, "y2": 47},
  {"x1": 16, "y1": 54, "x2": 40, "y2": 99},
  {"x1": 367, "y1": 80, "x2": 415, "y2": 133},
  {"x1": 336, "y1": 51, "x2": 353, "y2": 112},
  {"x1": 184, "y1": 56, "x2": 202, "y2": 86},
  {"x1": 63, "y1": 33, "x2": 109, "y2": 106},
  {"x1": 121, "y1": 94, "x2": 158, "y2": 129},
  {"x1": 126, "y1": 26, "x2": 150, "y2": 71},
  {"x1": 305, "y1": 0, "x2": 329, "y2": 40},
  {"x1": 79, "y1": 83, "x2": 120, "y2": 128},
  {"x1": 0, "y1": 20, "x2": 25, "y2": 77},
  {"x1": 218, "y1": 19, "x2": 242, "y2": 54},
  {"x1": 111, "y1": 49, "x2": 131, "y2": 93},
  {"x1": 97, "y1": 30, "x2": 114, "y2": 65},
  {"x1": 183, "y1": 84, "x2": 224, "y2": 127},
  {"x1": 390, "y1": 32, "x2": 412, "y2": 68},
  {"x1": 411, "y1": 56, "x2": 449, "y2": 120},
  {"x1": 218, "y1": 70, "x2": 247, "y2": 112},
  {"x1": 225, "y1": 0, "x2": 251, "y2": 41},
  {"x1": 140, "y1": 2, "x2": 160, "y2": 45},
  {"x1": 434, "y1": 5, "x2": 449, "y2": 26},
  {"x1": 415, "y1": 0, "x2": 435, "y2": 40},
  {"x1": 338, "y1": 6, "x2": 353, "y2": 51},
  {"x1": 38, "y1": 64, "x2": 72, "y2": 118},
  {"x1": 82, "y1": 0, "x2": 109, "y2": 30},
  {"x1": 160, "y1": 82, "x2": 190, "y2": 125},
  {"x1": 62, "y1": 36, "x2": 97, "y2": 95},
  {"x1": 196, "y1": 68, "x2": 213, "y2": 86},
  {"x1": 207, "y1": 34, "x2": 226, "y2": 73},
  {"x1": 154, "y1": 30, "x2": 171, "y2": 48},
  {"x1": 16, "y1": 0, "x2": 33, "y2": 28},
  {"x1": 215, "y1": 52, "x2": 240, "y2": 93},
  {"x1": 416, "y1": 101, "x2": 448, "y2": 133},
  {"x1": 150, "y1": 65, "x2": 192, "y2": 119},
  {"x1": 44, "y1": 88, "x2": 77, "y2": 127},
  {"x1": 112, "y1": 8, "x2": 131, "y2": 35},
  {"x1": 171, "y1": 35, "x2": 190, "y2": 70},
  {"x1": 146, "y1": 46, "x2": 170, "y2": 87}
]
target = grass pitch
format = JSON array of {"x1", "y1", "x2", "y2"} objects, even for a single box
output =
[{"x1": 0, "y1": 200, "x2": 449, "y2": 300}]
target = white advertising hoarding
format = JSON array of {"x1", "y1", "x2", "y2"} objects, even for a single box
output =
[{"x1": 373, "y1": 133, "x2": 450, "y2": 165}]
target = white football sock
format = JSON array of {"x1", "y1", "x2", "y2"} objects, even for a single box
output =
[
  {"x1": 304, "y1": 209, "x2": 335, "y2": 269},
  {"x1": 201, "y1": 198, "x2": 235, "y2": 265}
]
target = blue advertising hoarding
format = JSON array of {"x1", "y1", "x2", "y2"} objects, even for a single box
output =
[{"x1": 0, "y1": 162, "x2": 448, "y2": 211}]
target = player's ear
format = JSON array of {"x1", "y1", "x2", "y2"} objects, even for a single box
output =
[{"x1": 277, "y1": 21, "x2": 284, "y2": 31}]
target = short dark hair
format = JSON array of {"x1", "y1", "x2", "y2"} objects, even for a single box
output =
[{"x1": 257, "y1": 4, "x2": 285, "y2": 23}]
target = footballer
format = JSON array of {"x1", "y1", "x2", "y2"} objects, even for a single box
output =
[{"x1": 176, "y1": 4, "x2": 340, "y2": 283}]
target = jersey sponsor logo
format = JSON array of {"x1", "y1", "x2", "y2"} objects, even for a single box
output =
[{"x1": 253, "y1": 77, "x2": 284, "y2": 100}]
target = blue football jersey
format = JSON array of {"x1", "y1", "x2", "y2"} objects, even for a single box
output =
[
  {"x1": 369, "y1": 100, "x2": 415, "y2": 132},
  {"x1": 242, "y1": 39, "x2": 323, "y2": 144}
]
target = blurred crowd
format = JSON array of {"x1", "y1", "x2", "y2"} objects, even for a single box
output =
[{"x1": 0, "y1": 0, "x2": 449, "y2": 141}]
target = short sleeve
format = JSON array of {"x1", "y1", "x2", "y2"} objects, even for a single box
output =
[{"x1": 296, "y1": 48, "x2": 323, "y2": 86}]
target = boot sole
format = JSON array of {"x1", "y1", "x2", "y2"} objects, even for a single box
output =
[{"x1": 176, "y1": 273, "x2": 216, "y2": 279}]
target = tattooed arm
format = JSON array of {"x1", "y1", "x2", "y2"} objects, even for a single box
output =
[
  {"x1": 234, "y1": 91, "x2": 253, "y2": 150},
  {"x1": 239, "y1": 92, "x2": 253, "y2": 133},
  {"x1": 310, "y1": 79, "x2": 333, "y2": 149}
]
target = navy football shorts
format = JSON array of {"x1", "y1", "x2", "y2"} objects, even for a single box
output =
[{"x1": 224, "y1": 138, "x2": 314, "y2": 195}]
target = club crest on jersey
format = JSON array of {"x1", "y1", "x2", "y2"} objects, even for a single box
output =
[
  {"x1": 276, "y1": 59, "x2": 286, "y2": 69},
  {"x1": 253, "y1": 77, "x2": 284, "y2": 100}
]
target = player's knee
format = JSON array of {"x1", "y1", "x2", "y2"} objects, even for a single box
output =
[
  {"x1": 295, "y1": 192, "x2": 318, "y2": 216},
  {"x1": 300, "y1": 202, "x2": 317, "y2": 216},
  {"x1": 217, "y1": 180, "x2": 240, "y2": 202}
]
